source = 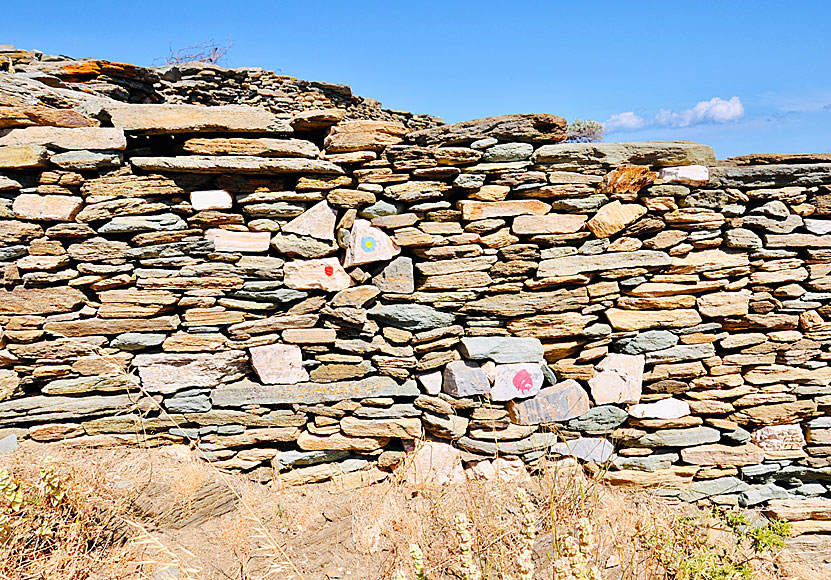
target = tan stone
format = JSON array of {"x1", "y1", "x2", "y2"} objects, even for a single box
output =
[
  {"x1": 0, "y1": 126, "x2": 126, "y2": 150},
  {"x1": 297, "y1": 430, "x2": 389, "y2": 451},
  {"x1": 0, "y1": 287, "x2": 86, "y2": 315},
  {"x1": 282, "y1": 328, "x2": 337, "y2": 343},
  {"x1": 506, "y1": 313, "x2": 594, "y2": 339},
  {"x1": 512, "y1": 213, "x2": 587, "y2": 235},
  {"x1": 13, "y1": 194, "x2": 83, "y2": 221},
  {"x1": 628, "y1": 281, "x2": 725, "y2": 296},
  {"x1": 606, "y1": 308, "x2": 702, "y2": 331},
  {"x1": 0, "y1": 144, "x2": 49, "y2": 168},
  {"x1": 470, "y1": 185, "x2": 510, "y2": 201},
  {"x1": 670, "y1": 250, "x2": 749, "y2": 274},
  {"x1": 730, "y1": 400, "x2": 817, "y2": 425},
  {"x1": 284, "y1": 258, "x2": 351, "y2": 291},
  {"x1": 180, "y1": 137, "x2": 318, "y2": 157},
  {"x1": 458, "y1": 200, "x2": 550, "y2": 220},
  {"x1": 340, "y1": 417, "x2": 423, "y2": 439},
  {"x1": 0, "y1": 220, "x2": 43, "y2": 244},
  {"x1": 385, "y1": 181, "x2": 452, "y2": 202},
  {"x1": 765, "y1": 499, "x2": 831, "y2": 522},
  {"x1": 750, "y1": 424, "x2": 806, "y2": 451},
  {"x1": 162, "y1": 332, "x2": 227, "y2": 352},
  {"x1": 586, "y1": 201, "x2": 647, "y2": 238},
  {"x1": 281, "y1": 200, "x2": 336, "y2": 240},
  {"x1": 601, "y1": 466, "x2": 698, "y2": 488},
  {"x1": 743, "y1": 365, "x2": 831, "y2": 385},
  {"x1": 680, "y1": 443, "x2": 765, "y2": 465},
  {"x1": 617, "y1": 295, "x2": 696, "y2": 309},
  {"x1": 324, "y1": 120, "x2": 407, "y2": 152},
  {"x1": 0, "y1": 106, "x2": 96, "y2": 129},
  {"x1": 204, "y1": 228, "x2": 270, "y2": 252},
  {"x1": 104, "y1": 102, "x2": 281, "y2": 134},
  {"x1": 137, "y1": 276, "x2": 244, "y2": 290},
  {"x1": 182, "y1": 307, "x2": 243, "y2": 327},
  {"x1": 43, "y1": 316, "x2": 179, "y2": 337},
  {"x1": 343, "y1": 219, "x2": 400, "y2": 267},
  {"x1": 697, "y1": 290, "x2": 751, "y2": 317}
]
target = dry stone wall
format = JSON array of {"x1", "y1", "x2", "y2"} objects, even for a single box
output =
[{"x1": 1, "y1": 51, "x2": 831, "y2": 514}]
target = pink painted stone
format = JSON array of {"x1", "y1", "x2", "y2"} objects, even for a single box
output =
[
  {"x1": 589, "y1": 353, "x2": 643, "y2": 405},
  {"x1": 284, "y1": 257, "x2": 351, "y2": 291},
  {"x1": 190, "y1": 190, "x2": 233, "y2": 210},
  {"x1": 204, "y1": 228, "x2": 271, "y2": 252},
  {"x1": 249, "y1": 343, "x2": 309, "y2": 384},
  {"x1": 750, "y1": 424, "x2": 806, "y2": 451},
  {"x1": 342, "y1": 219, "x2": 400, "y2": 268},
  {"x1": 489, "y1": 363, "x2": 543, "y2": 401},
  {"x1": 402, "y1": 439, "x2": 465, "y2": 487},
  {"x1": 281, "y1": 200, "x2": 337, "y2": 240},
  {"x1": 628, "y1": 398, "x2": 690, "y2": 419}
]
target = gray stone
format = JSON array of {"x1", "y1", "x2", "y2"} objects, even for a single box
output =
[
  {"x1": 373, "y1": 257, "x2": 415, "y2": 294},
  {"x1": 644, "y1": 343, "x2": 716, "y2": 364},
  {"x1": 550, "y1": 437, "x2": 614, "y2": 463},
  {"x1": 0, "y1": 434, "x2": 18, "y2": 455},
  {"x1": 616, "y1": 331, "x2": 679, "y2": 355},
  {"x1": 421, "y1": 411, "x2": 468, "y2": 439},
  {"x1": 443, "y1": 361, "x2": 489, "y2": 397},
  {"x1": 50, "y1": 150, "x2": 122, "y2": 170},
  {"x1": 454, "y1": 173, "x2": 486, "y2": 189},
  {"x1": 634, "y1": 427, "x2": 721, "y2": 448},
  {"x1": 538, "y1": 250, "x2": 671, "y2": 277},
  {"x1": 270, "y1": 233, "x2": 338, "y2": 258},
  {"x1": 211, "y1": 376, "x2": 419, "y2": 406},
  {"x1": 272, "y1": 449, "x2": 350, "y2": 471},
  {"x1": 490, "y1": 363, "x2": 544, "y2": 401},
  {"x1": 100, "y1": 213, "x2": 187, "y2": 233},
  {"x1": 725, "y1": 228, "x2": 763, "y2": 249},
  {"x1": 804, "y1": 219, "x2": 831, "y2": 235},
  {"x1": 507, "y1": 380, "x2": 590, "y2": 425},
  {"x1": 230, "y1": 288, "x2": 308, "y2": 303},
  {"x1": 723, "y1": 427, "x2": 751, "y2": 445},
  {"x1": 679, "y1": 477, "x2": 751, "y2": 502},
  {"x1": 741, "y1": 463, "x2": 780, "y2": 478},
  {"x1": 532, "y1": 141, "x2": 716, "y2": 169},
  {"x1": 133, "y1": 351, "x2": 249, "y2": 394},
  {"x1": 612, "y1": 453, "x2": 679, "y2": 472},
  {"x1": 131, "y1": 155, "x2": 344, "y2": 175},
  {"x1": 353, "y1": 404, "x2": 421, "y2": 418},
  {"x1": 165, "y1": 390, "x2": 212, "y2": 413},
  {"x1": 369, "y1": 303, "x2": 455, "y2": 330},
  {"x1": 110, "y1": 333, "x2": 166, "y2": 351},
  {"x1": 567, "y1": 405, "x2": 629, "y2": 432},
  {"x1": 458, "y1": 336, "x2": 543, "y2": 364},
  {"x1": 710, "y1": 164, "x2": 831, "y2": 188},
  {"x1": 359, "y1": 200, "x2": 400, "y2": 218},
  {"x1": 583, "y1": 323, "x2": 612, "y2": 338},
  {"x1": 794, "y1": 483, "x2": 827, "y2": 496},
  {"x1": 0, "y1": 394, "x2": 153, "y2": 425},
  {"x1": 457, "y1": 432, "x2": 559, "y2": 455},
  {"x1": 739, "y1": 483, "x2": 790, "y2": 507},
  {"x1": 340, "y1": 458, "x2": 370, "y2": 473},
  {"x1": 41, "y1": 374, "x2": 139, "y2": 395},
  {"x1": 0, "y1": 245, "x2": 27, "y2": 261},
  {"x1": 549, "y1": 195, "x2": 607, "y2": 212},
  {"x1": 482, "y1": 142, "x2": 534, "y2": 162}
]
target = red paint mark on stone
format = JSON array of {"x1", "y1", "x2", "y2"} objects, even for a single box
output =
[
  {"x1": 513, "y1": 369, "x2": 533, "y2": 394},
  {"x1": 324, "y1": 265, "x2": 334, "y2": 276}
]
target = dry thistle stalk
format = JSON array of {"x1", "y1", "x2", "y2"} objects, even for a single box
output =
[
  {"x1": 516, "y1": 488, "x2": 535, "y2": 580},
  {"x1": 409, "y1": 543, "x2": 427, "y2": 580},
  {"x1": 454, "y1": 512, "x2": 482, "y2": 580}
]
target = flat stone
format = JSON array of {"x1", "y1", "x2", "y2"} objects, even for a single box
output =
[
  {"x1": 443, "y1": 360, "x2": 489, "y2": 397},
  {"x1": 629, "y1": 398, "x2": 690, "y2": 419},
  {"x1": 669, "y1": 249, "x2": 749, "y2": 274},
  {"x1": 13, "y1": 193, "x2": 83, "y2": 221},
  {"x1": 100, "y1": 213, "x2": 187, "y2": 233},
  {"x1": 587, "y1": 201, "x2": 647, "y2": 238},
  {"x1": 343, "y1": 219, "x2": 400, "y2": 268},
  {"x1": 190, "y1": 190, "x2": 233, "y2": 210},
  {"x1": 532, "y1": 141, "x2": 716, "y2": 168},
  {"x1": 740, "y1": 483, "x2": 790, "y2": 507},
  {"x1": 482, "y1": 142, "x2": 534, "y2": 162},
  {"x1": 697, "y1": 291, "x2": 750, "y2": 317},
  {"x1": 131, "y1": 155, "x2": 343, "y2": 175},
  {"x1": 458, "y1": 337, "x2": 543, "y2": 364},
  {"x1": 41, "y1": 374, "x2": 139, "y2": 395},
  {"x1": 634, "y1": 426, "x2": 721, "y2": 448},
  {"x1": 270, "y1": 232, "x2": 338, "y2": 258},
  {"x1": 272, "y1": 449, "x2": 349, "y2": 471},
  {"x1": 644, "y1": 343, "x2": 716, "y2": 365},
  {"x1": 765, "y1": 499, "x2": 831, "y2": 521},
  {"x1": 385, "y1": 181, "x2": 451, "y2": 202},
  {"x1": 489, "y1": 363, "x2": 543, "y2": 401},
  {"x1": 409, "y1": 114, "x2": 567, "y2": 146},
  {"x1": 249, "y1": 344, "x2": 308, "y2": 384},
  {"x1": 512, "y1": 213, "x2": 587, "y2": 235},
  {"x1": 458, "y1": 200, "x2": 550, "y2": 220},
  {"x1": 658, "y1": 165, "x2": 709, "y2": 186},
  {"x1": 0, "y1": 286, "x2": 85, "y2": 315},
  {"x1": 680, "y1": 443, "x2": 766, "y2": 466},
  {"x1": 538, "y1": 250, "x2": 671, "y2": 277},
  {"x1": 93, "y1": 102, "x2": 284, "y2": 134},
  {"x1": 373, "y1": 256, "x2": 415, "y2": 294},
  {"x1": 50, "y1": 150, "x2": 121, "y2": 170},
  {"x1": 282, "y1": 328, "x2": 337, "y2": 344},
  {"x1": 750, "y1": 424, "x2": 806, "y2": 451},
  {"x1": 110, "y1": 333, "x2": 166, "y2": 351},
  {"x1": 567, "y1": 405, "x2": 629, "y2": 432},
  {"x1": 421, "y1": 411, "x2": 468, "y2": 439},
  {"x1": 616, "y1": 330, "x2": 678, "y2": 354},
  {"x1": 456, "y1": 432, "x2": 559, "y2": 455},
  {"x1": 211, "y1": 376, "x2": 419, "y2": 406},
  {"x1": 369, "y1": 303, "x2": 455, "y2": 330},
  {"x1": 0, "y1": 144, "x2": 49, "y2": 168},
  {"x1": 506, "y1": 380, "x2": 589, "y2": 424},
  {"x1": 281, "y1": 200, "x2": 336, "y2": 240},
  {"x1": 550, "y1": 437, "x2": 614, "y2": 463},
  {"x1": 590, "y1": 353, "x2": 643, "y2": 404},
  {"x1": 0, "y1": 105, "x2": 96, "y2": 129},
  {"x1": 297, "y1": 431, "x2": 389, "y2": 452},
  {"x1": 132, "y1": 351, "x2": 249, "y2": 393},
  {"x1": 284, "y1": 258, "x2": 351, "y2": 291},
  {"x1": 324, "y1": 120, "x2": 407, "y2": 152},
  {"x1": 0, "y1": 435, "x2": 18, "y2": 455},
  {"x1": 679, "y1": 477, "x2": 751, "y2": 502},
  {"x1": 601, "y1": 466, "x2": 698, "y2": 489},
  {"x1": 340, "y1": 417, "x2": 422, "y2": 439},
  {"x1": 203, "y1": 229, "x2": 270, "y2": 252},
  {"x1": 612, "y1": 453, "x2": 679, "y2": 472},
  {"x1": 181, "y1": 137, "x2": 318, "y2": 157},
  {"x1": 606, "y1": 308, "x2": 702, "y2": 331},
  {"x1": 0, "y1": 126, "x2": 125, "y2": 150}
]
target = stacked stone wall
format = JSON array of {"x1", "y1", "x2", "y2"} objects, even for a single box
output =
[{"x1": 1, "y1": 53, "x2": 831, "y2": 516}]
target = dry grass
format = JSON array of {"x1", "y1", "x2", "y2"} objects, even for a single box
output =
[{"x1": 0, "y1": 441, "x2": 826, "y2": 580}]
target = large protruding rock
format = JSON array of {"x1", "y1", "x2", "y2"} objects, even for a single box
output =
[
  {"x1": 532, "y1": 141, "x2": 716, "y2": 169},
  {"x1": 507, "y1": 380, "x2": 589, "y2": 424},
  {"x1": 409, "y1": 114, "x2": 568, "y2": 146}
]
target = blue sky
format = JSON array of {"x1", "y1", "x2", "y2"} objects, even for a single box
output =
[{"x1": 5, "y1": 0, "x2": 830, "y2": 158}]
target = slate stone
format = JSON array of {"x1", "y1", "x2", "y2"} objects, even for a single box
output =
[
  {"x1": 443, "y1": 360, "x2": 489, "y2": 397},
  {"x1": 616, "y1": 330, "x2": 678, "y2": 355},
  {"x1": 567, "y1": 405, "x2": 629, "y2": 432},
  {"x1": 353, "y1": 404, "x2": 421, "y2": 419},
  {"x1": 634, "y1": 427, "x2": 721, "y2": 448},
  {"x1": 359, "y1": 200, "x2": 400, "y2": 218},
  {"x1": 539, "y1": 250, "x2": 671, "y2": 277},
  {"x1": 506, "y1": 380, "x2": 589, "y2": 425},
  {"x1": 550, "y1": 437, "x2": 614, "y2": 463},
  {"x1": 723, "y1": 427, "x2": 752, "y2": 444},
  {"x1": 679, "y1": 477, "x2": 751, "y2": 502},
  {"x1": 458, "y1": 336, "x2": 544, "y2": 364},
  {"x1": 165, "y1": 391, "x2": 212, "y2": 413},
  {"x1": 41, "y1": 374, "x2": 140, "y2": 395},
  {"x1": 612, "y1": 453, "x2": 678, "y2": 472},
  {"x1": 739, "y1": 484, "x2": 790, "y2": 507},
  {"x1": 0, "y1": 245, "x2": 28, "y2": 261},
  {"x1": 132, "y1": 351, "x2": 249, "y2": 394},
  {"x1": 456, "y1": 432, "x2": 559, "y2": 455},
  {"x1": 373, "y1": 256, "x2": 415, "y2": 294},
  {"x1": 100, "y1": 213, "x2": 187, "y2": 233},
  {"x1": 421, "y1": 411, "x2": 469, "y2": 439},
  {"x1": 211, "y1": 376, "x2": 420, "y2": 406},
  {"x1": 110, "y1": 333, "x2": 166, "y2": 351},
  {"x1": 369, "y1": 303, "x2": 455, "y2": 330},
  {"x1": 644, "y1": 343, "x2": 716, "y2": 365}
]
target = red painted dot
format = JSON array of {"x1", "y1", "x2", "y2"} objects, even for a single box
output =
[
  {"x1": 513, "y1": 369, "x2": 534, "y2": 394},
  {"x1": 324, "y1": 265, "x2": 334, "y2": 276}
]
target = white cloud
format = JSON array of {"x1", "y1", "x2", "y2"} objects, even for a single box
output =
[{"x1": 606, "y1": 96, "x2": 744, "y2": 133}]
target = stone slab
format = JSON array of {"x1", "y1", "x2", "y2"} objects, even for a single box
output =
[{"x1": 506, "y1": 379, "x2": 589, "y2": 424}]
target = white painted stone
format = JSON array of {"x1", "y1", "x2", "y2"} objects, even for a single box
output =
[
  {"x1": 342, "y1": 219, "x2": 400, "y2": 268},
  {"x1": 249, "y1": 343, "x2": 309, "y2": 384},
  {"x1": 281, "y1": 200, "x2": 337, "y2": 240},
  {"x1": 589, "y1": 353, "x2": 643, "y2": 404},
  {"x1": 750, "y1": 424, "x2": 806, "y2": 451},
  {"x1": 204, "y1": 229, "x2": 271, "y2": 252},
  {"x1": 628, "y1": 398, "x2": 690, "y2": 419},
  {"x1": 190, "y1": 190, "x2": 233, "y2": 210},
  {"x1": 489, "y1": 363, "x2": 543, "y2": 401},
  {"x1": 284, "y1": 257, "x2": 351, "y2": 291},
  {"x1": 659, "y1": 165, "x2": 709, "y2": 186},
  {"x1": 417, "y1": 371, "x2": 443, "y2": 395}
]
